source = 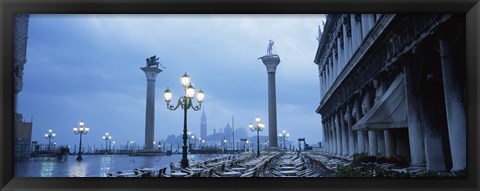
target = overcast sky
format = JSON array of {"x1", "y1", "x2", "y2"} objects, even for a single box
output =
[{"x1": 18, "y1": 14, "x2": 326, "y2": 148}]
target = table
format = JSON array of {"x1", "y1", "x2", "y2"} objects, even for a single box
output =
[
  {"x1": 170, "y1": 172, "x2": 188, "y2": 177},
  {"x1": 280, "y1": 170, "x2": 298, "y2": 176},
  {"x1": 222, "y1": 171, "x2": 241, "y2": 177}
]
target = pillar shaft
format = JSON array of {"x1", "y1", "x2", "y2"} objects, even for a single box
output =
[
  {"x1": 361, "y1": 14, "x2": 370, "y2": 38},
  {"x1": 335, "y1": 115, "x2": 342, "y2": 155},
  {"x1": 336, "y1": 36, "x2": 344, "y2": 77},
  {"x1": 141, "y1": 67, "x2": 162, "y2": 150},
  {"x1": 439, "y1": 38, "x2": 466, "y2": 171},
  {"x1": 260, "y1": 55, "x2": 280, "y2": 149},
  {"x1": 267, "y1": 72, "x2": 278, "y2": 148},
  {"x1": 350, "y1": 14, "x2": 359, "y2": 52},
  {"x1": 384, "y1": 130, "x2": 396, "y2": 157},
  {"x1": 353, "y1": 98, "x2": 365, "y2": 153},
  {"x1": 377, "y1": 131, "x2": 386, "y2": 157},
  {"x1": 368, "y1": 131, "x2": 377, "y2": 156},
  {"x1": 345, "y1": 105, "x2": 355, "y2": 156},
  {"x1": 340, "y1": 110, "x2": 348, "y2": 156},
  {"x1": 331, "y1": 52, "x2": 336, "y2": 87},
  {"x1": 368, "y1": 14, "x2": 376, "y2": 30},
  {"x1": 331, "y1": 120, "x2": 336, "y2": 153},
  {"x1": 342, "y1": 14, "x2": 353, "y2": 66},
  {"x1": 403, "y1": 55, "x2": 426, "y2": 166}
]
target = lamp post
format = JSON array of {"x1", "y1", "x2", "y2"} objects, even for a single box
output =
[
  {"x1": 240, "y1": 138, "x2": 247, "y2": 152},
  {"x1": 73, "y1": 121, "x2": 90, "y2": 161},
  {"x1": 44, "y1": 129, "x2": 56, "y2": 152},
  {"x1": 223, "y1": 139, "x2": 227, "y2": 152},
  {"x1": 102, "y1": 133, "x2": 112, "y2": 153},
  {"x1": 246, "y1": 140, "x2": 249, "y2": 151},
  {"x1": 164, "y1": 72, "x2": 204, "y2": 169},
  {"x1": 197, "y1": 137, "x2": 201, "y2": 149},
  {"x1": 249, "y1": 116, "x2": 265, "y2": 157},
  {"x1": 279, "y1": 130, "x2": 290, "y2": 150},
  {"x1": 112, "y1": 141, "x2": 115, "y2": 153},
  {"x1": 191, "y1": 135, "x2": 196, "y2": 149},
  {"x1": 201, "y1": 139, "x2": 205, "y2": 149}
]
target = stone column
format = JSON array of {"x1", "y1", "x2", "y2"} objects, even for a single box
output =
[
  {"x1": 340, "y1": 109, "x2": 348, "y2": 156},
  {"x1": 141, "y1": 67, "x2": 162, "y2": 150},
  {"x1": 331, "y1": 121, "x2": 335, "y2": 153},
  {"x1": 374, "y1": 80, "x2": 387, "y2": 157},
  {"x1": 354, "y1": 14, "x2": 364, "y2": 47},
  {"x1": 335, "y1": 114, "x2": 342, "y2": 155},
  {"x1": 384, "y1": 130, "x2": 396, "y2": 157},
  {"x1": 421, "y1": 68, "x2": 447, "y2": 172},
  {"x1": 260, "y1": 55, "x2": 281, "y2": 149},
  {"x1": 361, "y1": 14, "x2": 370, "y2": 38},
  {"x1": 336, "y1": 32, "x2": 344, "y2": 76},
  {"x1": 438, "y1": 38, "x2": 466, "y2": 171},
  {"x1": 368, "y1": 14, "x2": 376, "y2": 30},
  {"x1": 345, "y1": 105, "x2": 355, "y2": 157},
  {"x1": 325, "y1": 63, "x2": 330, "y2": 90},
  {"x1": 13, "y1": 14, "x2": 30, "y2": 112},
  {"x1": 376, "y1": 131, "x2": 386, "y2": 157},
  {"x1": 363, "y1": 131, "x2": 369, "y2": 154},
  {"x1": 326, "y1": 122, "x2": 331, "y2": 153},
  {"x1": 403, "y1": 54, "x2": 426, "y2": 166},
  {"x1": 353, "y1": 97, "x2": 365, "y2": 153},
  {"x1": 332, "y1": 119, "x2": 337, "y2": 154},
  {"x1": 331, "y1": 50, "x2": 337, "y2": 87},
  {"x1": 342, "y1": 14, "x2": 353, "y2": 65},
  {"x1": 319, "y1": 67, "x2": 324, "y2": 97},
  {"x1": 350, "y1": 14, "x2": 359, "y2": 52},
  {"x1": 326, "y1": 119, "x2": 330, "y2": 153},
  {"x1": 362, "y1": 90, "x2": 377, "y2": 156}
]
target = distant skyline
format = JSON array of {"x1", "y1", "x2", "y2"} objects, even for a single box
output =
[{"x1": 18, "y1": 14, "x2": 326, "y2": 148}]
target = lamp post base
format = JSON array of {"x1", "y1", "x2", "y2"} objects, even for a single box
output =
[
  {"x1": 180, "y1": 158, "x2": 189, "y2": 169},
  {"x1": 76, "y1": 155, "x2": 83, "y2": 161}
]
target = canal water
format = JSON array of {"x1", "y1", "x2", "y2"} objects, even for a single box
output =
[{"x1": 15, "y1": 154, "x2": 230, "y2": 177}]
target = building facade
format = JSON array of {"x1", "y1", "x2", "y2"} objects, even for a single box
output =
[{"x1": 315, "y1": 14, "x2": 466, "y2": 172}]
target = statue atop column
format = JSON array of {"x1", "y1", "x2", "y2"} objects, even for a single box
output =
[
  {"x1": 145, "y1": 55, "x2": 166, "y2": 69},
  {"x1": 267, "y1": 40, "x2": 275, "y2": 55}
]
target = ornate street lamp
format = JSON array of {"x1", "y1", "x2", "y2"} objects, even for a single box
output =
[
  {"x1": 249, "y1": 116, "x2": 265, "y2": 157},
  {"x1": 164, "y1": 72, "x2": 204, "y2": 169},
  {"x1": 73, "y1": 121, "x2": 90, "y2": 161},
  {"x1": 44, "y1": 129, "x2": 56, "y2": 151},
  {"x1": 279, "y1": 130, "x2": 290, "y2": 150},
  {"x1": 102, "y1": 133, "x2": 112, "y2": 153}
]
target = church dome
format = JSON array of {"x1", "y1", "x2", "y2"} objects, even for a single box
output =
[{"x1": 223, "y1": 123, "x2": 233, "y2": 133}]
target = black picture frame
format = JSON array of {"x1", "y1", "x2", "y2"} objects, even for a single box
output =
[{"x1": 1, "y1": 0, "x2": 479, "y2": 191}]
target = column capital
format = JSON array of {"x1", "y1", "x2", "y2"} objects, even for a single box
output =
[
  {"x1": 141, "y1": 67, "x2": 162, "y2": 81},
  {"x1": 259, "y1": 55, "x2": 281, "y2": 73}
]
